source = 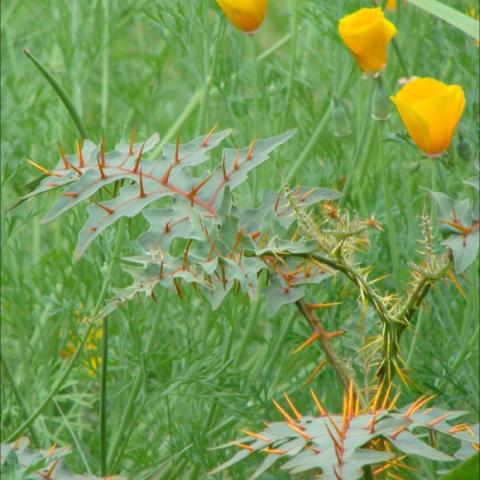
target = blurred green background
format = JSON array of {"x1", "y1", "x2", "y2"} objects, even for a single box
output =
[{"x1": 1, "y1": 0, "x2": 478, "y2": 478}]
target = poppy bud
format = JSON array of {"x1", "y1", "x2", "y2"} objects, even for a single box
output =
[
  {"x1": 216, "y1": 0, "x2": 268, "y2": 34},
  {"x1": 371, "y1": 77, "x2": 390, "y2": 121},
  {"x1": 331, "y1": 97, "x2": 352, "y2": 137}
]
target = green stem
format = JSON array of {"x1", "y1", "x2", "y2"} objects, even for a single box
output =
[
  {"x1": 282, "y1": 0, "x2": 299, "y2": 131},
  {"x1": 1, "y1": 350, "x2": 40, "y2": 445},
  {"x1": 379, "y1": 122, "x2": 401, "y2": 290},
  {"x1": 107, "y1": 292, "x2": 168, "y2": 471},
  {"x1": 99, "y1": 315, "x2": 109, "y2": 475},
  {"x1": 22, "y1": 48, "x2": 89, "y2": 139},
  {"x1": 235, "y1": 274, "x2": 266, "y2": 365},
  {"x1": 5, "y1": 221, "x2": 124, "y2": 444},
  {"x1": 391, "y1": 39, "x2": 409, "y2": 78},
  {"x1": 101, "y1": 0, "x2": 110, "y2": 131},
  {"x1": 149, "y1": 89, "x2": 203, "y2": 159},
  {"x1": 341, "y1": 82, "x2": 375, "y2": 206},
  {"x1": 195, "y1": 20, "x2": 225, "y2": 136}
]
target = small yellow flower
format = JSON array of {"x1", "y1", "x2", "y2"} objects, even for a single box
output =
[
  {"x1": 386, "y1": 0, "x2": 396, "y2": 10},
  {"x1": 216, "y1": 0, "x2": 268, "y2": 33},
  {"x1": 338, "y1": 7, "x2": 397, "y2": 73},
  {"x1": 391, "y1": 77, "x2": 465, "y2": 157}
]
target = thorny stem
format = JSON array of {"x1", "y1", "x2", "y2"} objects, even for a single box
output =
[{"x1": 296, "y1": 300, "x2": 350, "y2": 389}]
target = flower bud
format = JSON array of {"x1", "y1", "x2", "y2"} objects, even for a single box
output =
[
  {"x1": 371, "y1": 77, "x2": 390, "y2": 121},
  {"x1": 331, "y1": 97, "x2": 352, "y2": 137},
  {"x1": 216, "y1": 0, "x2": 268, "y2": 34},
  {"x1": 456, "y1": 135, "x2": 473, "y2": 162}
]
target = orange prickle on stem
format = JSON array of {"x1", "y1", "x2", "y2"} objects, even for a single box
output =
[{"x1": 216, "y1": 0, "x2": 268, "y2": 34}]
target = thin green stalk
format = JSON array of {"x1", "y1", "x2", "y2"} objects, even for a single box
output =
[
  {"x1": 99, "y1": 314, "x2": 109, "y2": 476},
  {"x1": 379, "y1": 122, "x2": 401, "y2": 289},
  {"x1": 286, "y1": 62, "x2": 355, "y2": 183},
  {"x1": 101, "y1": 0, "x2": 110, "y2": 131},
  {"x1": 22, "y1": 49, "x2": 89, "y2": 139},
  {"x1": 5, "y1": 221, "x2": 124, "y2": 444},
  {"x1": 195, "y1": 20, "x2": 225, "y2": 136},
  {"x1": 341, "y1": 82, "x2": 375, "y2": 205},
  {"x1": 1, "y1": 350, "x2": 40, "y2": 445},
  {"x1": 235, "y1": 274, "x2": 266, "y2": 365},
  {"x1": 53, "y1": 399, "x2": 92, "y2": 475},
  {"x1": 391, "y1": 39, "x2": 409, "y2": 78},
  {"x1": 107, "y1": 292, "x2": 168, "y2": 470},
  {"x1": 149, "y1": 89, "x2": 204, "y2": 159},
  {"x1": 282, "y1": 0, "x2": 299, "y2": 131}
]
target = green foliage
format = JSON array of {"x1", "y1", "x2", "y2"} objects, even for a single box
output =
[
  {"x1": 441, "y1": 453, "x2": 480, "y2": 479},
  {"x1": 407, "y1": 0, "x2": 479, "y2": 40},
  {"x1": 430, "y1": 191, "x2": 479, "y2": 273}
]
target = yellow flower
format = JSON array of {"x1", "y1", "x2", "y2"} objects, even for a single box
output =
[
  {"x1": 391, "y1": 78, "x2": 465, "y2": 157},
  {"x1": 338, "y1": 7, "x2": 397, "y2": 73},
  {"x1": 216, "y1": 0, "x2": 267, "y2": 33},
  {"x1": 386, "y1": 0, "x2": 396, "y2": 10}
]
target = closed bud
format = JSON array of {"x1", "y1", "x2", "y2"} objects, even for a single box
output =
[
  {"x1": 371, "y1": 77, "x2": 390, "y2": 121},
  {"x1": 331, "y1": 97, "x2": 352, "y2": 137},
  {"x1": 456, "y1": 134, "x2": 472, "y2": 162}
]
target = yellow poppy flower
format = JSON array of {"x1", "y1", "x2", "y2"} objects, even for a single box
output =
[
  {"x1": 386, "y1": 0, "x2": 396, "y2": 10},
  {"x1": 391, "y1": 78, "x2": 465, "y2": 157},
  {"x1": 338, "y1": 7, "x2": 397, "y2": 73},
  {"x1": 216, "y1": 0, "x2": 268, "y2": 33}
]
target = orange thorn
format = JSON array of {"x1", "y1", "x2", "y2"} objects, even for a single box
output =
[
  {"x1": 129, "y1": 127, "x2": 137, "y2": 155},
  {"x1": 133, "y1": 142, "x2": 145, "y2": 174},
  {"x1": 27, "y1": 160, "x2": 61, "y2": 177},
  {"x1": 284, "y1": 393, "x2": 302, "y2": 420},
  {"x1": 187, "y1": 174, "x2": 212, "y2": 205},
  {"x1": 63, "y1": 157, "x2": 83, "y2": 176},
  {"x1": 100, "y1": 137, "x2": 106, "y2": 168},
  {"x1": 222, "y1": 154, "x2": 228, "y2": 181},
  {"x1": 292, "y1": 331, "x2": 320, "y2": 354},
  {"x1": 160, "y1": 165, "x2": 173, "y2": 185},
  {"x1": 390, "y1": 424, "x2": 408, "y2": 440},
  {"x1": 239, "y1": 430, "x2": 270, "y2": 443},
  {"x1": 233, "y1": 441, "x2": 254, "y2": 452},
  {"x1": 246, "y1": 138, "x2": 256, "y2": 160},
  {"x1": 287, "y1": 423, "x2": 311, "y2": 440},
  {"x1": 306, "y1": 302, "x2": 342, "y2": 310},
  {"x1": 97, "y1": 155, "x2": 107, "y2": 180},
  {"x1": 232, "y1": 150, "x2": 241, "y2": 171},
  {"x1": 95, "y1": 202, "x2": 114, "y2": 215},
  {"x1": 58, "y1": 144, "x2": 69, "y2": 169},
  {"x1": 138, "y1": 168, "x2": 145, "y2": 198},
  {"x1": 380, "y1": 383, "x2": 394, "y2": 411},
  {"x1": 202, "y1": 124, "x2": 218, "y2": 147},
  {"x1": 324, "y1": 330, "x2": 346, "y2": 340},
  {"x1": 300, "y1": 187, "x2": 316, "y2": 202},
  {"x1": 272, "y1": 399, "x2": 294, "y2": 424},
  {"x1": 429, "y1": 413, "x2": 450, "y2": 427},
  {"x1": 174, "y1": 136, "x2": 181, "y2": 164},
  {"x1": 447, "y1": 269, "x2": 466, "y2": 300},
  {"x1": 76, "y1": 140, "x2": 85, "y2": 168},
  {"x1": 310, "y1": 389, "x2": 326, "y2": 416},
  {"x1": 61, "y1": 192, "x2": 78, "y2": 198},
  {"x1": 405, "y1": 395, "x2": 435, "y2": 417},
  {"x1": 262, "y1": 447, "x2": 286, "y2": 455}
]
